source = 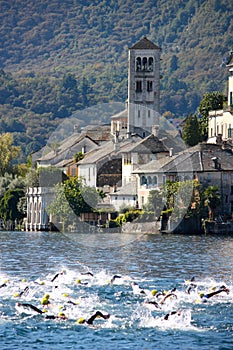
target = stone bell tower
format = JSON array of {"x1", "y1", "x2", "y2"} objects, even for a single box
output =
[{"x1": 127, "y1": 37, "x2": 161, "y2": 137}]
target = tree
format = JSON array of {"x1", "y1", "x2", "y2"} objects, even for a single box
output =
[
  {"x1": 146, "y1": 189, "x2": 165, "y2": 219},
  {"x1": 63, "y1": 177, "x2": 99, "y2": 217},
  {"x1": 182, "y1": 114, "x2": 200, "y2": 146},
  {"x1": 0, "y1": 133, "x2": 21, "y2": 176},
  {"x1": 198, "y1": 92, "x2": 227, "y2": 140},
  {"x1": 46, "y1": 183, "x2": 75, "y2": 230},
  {"x1": 0, "y1": 173, "x2": 25, "y2": 198},
  {"x1": 203, "y1": 185, "x2": 221, "y2": 220},
  {"x1": 0, "y1": 188, "x2": 25, "y2": 224},
  {"x1": 47, "y1": 177, "x2": 100, "y2": 230}
]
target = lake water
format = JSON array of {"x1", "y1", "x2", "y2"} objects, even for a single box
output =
[{"x1": 0, "y1": 231, "x2": 233, "y2": 350}]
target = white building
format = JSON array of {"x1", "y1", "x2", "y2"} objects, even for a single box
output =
[
  {"x1": 26, "y1": 187, "x2": 55, "y2": 231},
  {"x1": 208, "y1": 52, "x2": 233, "y2": 143}
]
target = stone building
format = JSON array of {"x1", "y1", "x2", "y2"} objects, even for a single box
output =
[{"x1": 133, "y1": 143, "x2": 233, "y2": 217}]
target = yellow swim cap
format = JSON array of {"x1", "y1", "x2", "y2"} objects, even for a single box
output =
[
  {"x1": 41, "y1": 297, "x2": 50, "y2": 305},
  {"x1": 151, "y1": 289, "x2": 158, "y2": 296},
  {"x1": 62, "y1": 293, "x2": 69, "y2": 297},
  {"x1": 58, "y1": 312, "x2": 66, "y2": 318},
  {"x1": 77, "y1": 317, "x2": 86, "y2": 324},
  {"x1": 13, "y1": 293, "x2": 19, "y2": 297},
  {"x1": 76, "y1": 279, "x2": 81, "y2": 284},
  {"x1": 21, "y1": 278, "x2": 27, "y2": 283}
]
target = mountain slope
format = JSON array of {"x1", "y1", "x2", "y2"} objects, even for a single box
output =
[{"x1": 0, "y1": 0, "x2": 232, "y2": 159}]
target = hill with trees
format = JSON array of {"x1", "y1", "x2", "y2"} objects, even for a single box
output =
[{"x1": 0, "y1": 0, "x2": 232, "y2": 160}]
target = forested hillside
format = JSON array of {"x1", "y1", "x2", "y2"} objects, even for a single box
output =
[{"x1": 0, "y1": 0, "x2": 232, "y2": 160}]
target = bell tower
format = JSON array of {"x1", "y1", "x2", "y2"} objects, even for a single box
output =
[{"x1": 127, "y1": 37, "x2": 161, "y2": 137}]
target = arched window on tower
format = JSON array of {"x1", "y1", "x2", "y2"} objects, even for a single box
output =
[
  {"x1": 142, "y1": 57, "x2": 147, "y2": 71},
  {"x1": 148, "y1": 57, "x2": 154, "y2": 71},
  {"x1": 136, "y1": 57, "x2": 141, "y2": 71}
]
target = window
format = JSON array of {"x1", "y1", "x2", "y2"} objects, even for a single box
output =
[
  {"x1": 141, "y1": 196, "x2": 144, "y2": 206},
  {"x1": 228, "y1": 125, "x2": 232, "y2": 138},
  {"x1": 230, "y1": 92, "x2": 233, "y2": 106},
  {"x1": 163, "y1": 175, "x2": 166, "y2": 184},
  {"x1": 231, "y1": 185, "x2": 233, "y2": 195},
  {"x1": 136, "y1": 80, "x2": 142, "y2": 92},
  {"x1": 148, "y1": 110, "x2": 150, "y2": 118},
  {"x1": 142, "y1": 57, "x2": 147, "y2": 71},
  {"x1": 136, "y1": 57, "x2": 141, "y2": 71},
  {"x1": 147, "y1": 81, "x2": 153, "y2": 92},
  {"x1": 148, "y1": 57, "x2": 153, "y2": 71},
  {"x1": 138, "y1": 110, "x2": 141, "y2": 118},
  {"x1": 141, "y1": 175, "x2": 147, "y2": 186},
  {"x1": 153, "y1": 176, "x2": 158, "y2": 185}
]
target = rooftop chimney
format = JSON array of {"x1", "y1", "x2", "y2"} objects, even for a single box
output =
[{"x1": 152, "y1": 125, "x2": 159, "y2": 137}]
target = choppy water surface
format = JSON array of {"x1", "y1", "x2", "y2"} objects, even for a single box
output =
[{"x1": 0, "y1": 231, "x2": 233, "y2": 350}]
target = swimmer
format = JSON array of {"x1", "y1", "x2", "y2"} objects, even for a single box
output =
[
  {"x1": 110, "y1": 275, "x2": 121, "y2": 284},
  {"x1": 75, "y1": 279, "x2": 88, "y2": 285},
  {"x1": 131, "y1": 282, "x2": 146, "y2": 295},
  {"x1": 145, "y1": 300, "x2": 161, "y2": 309},
  {"x1": 14, "y1": 286, "x2": 30, "y2": 298},
  {"x1": 16, "y1": 302, "x2": 67, "y2": 319},
  {"x1": 159, "y1": 289, "x2": 177, "y2": 305},
  {"x1": 199, "y1": 285, "x2": 230, "y2": 301},
  {"x1": 51, "y1": 270, "x2": 65, "y2": 282},
  {"x1": 77, "y1": 311, "x2": 110, "y2": 325},
  {"x1": 16, "y1": 302, "x2": 44, "y2": 314},
  {"x1": 185, "y1": 277, "x2": 197, "y2": 294},
  {"x1": 80, "y1": 272, "x2": 94, "y2": 277},
  {"x1": 0, "y1": 281, "x2": 8, "y2": 288},
  {"x1": 164, "y1": 309, "x2": 183, "y2": 320}
]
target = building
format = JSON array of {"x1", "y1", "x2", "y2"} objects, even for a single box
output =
[
  {"x1": 208, "y1": 51, "x2": 233, "y2": 143},
  {"x1": 133, "y1": 143, "x2": 233, "y2": 216},
  {"x1": 128, "y1": 37, "x2": 161, "y2": 137}
]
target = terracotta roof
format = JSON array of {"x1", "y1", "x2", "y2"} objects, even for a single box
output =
[{"x1": 130, "y1": 37, "x2": 161, "y2": 50}]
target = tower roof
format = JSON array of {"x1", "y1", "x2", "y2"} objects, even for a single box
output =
[{"x1": 130, "y1": 37, "x2": 161, "y2": 50}]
